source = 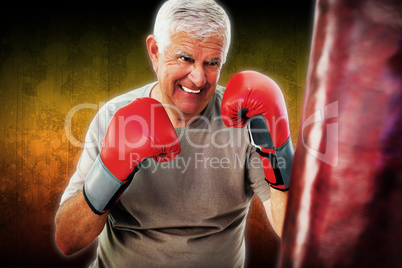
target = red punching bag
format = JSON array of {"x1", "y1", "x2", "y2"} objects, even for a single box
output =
[{"x1": 280, "y1": 0, "x2": 402, "y2": 267}]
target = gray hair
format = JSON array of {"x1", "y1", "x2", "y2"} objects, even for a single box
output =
[{"x1": 153, "y1": 0, "x2": 231, "y2": 63}]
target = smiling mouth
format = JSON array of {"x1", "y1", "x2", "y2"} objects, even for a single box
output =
[{"x1": 179, "y1": 85, "x2": 202, "y2": 94}]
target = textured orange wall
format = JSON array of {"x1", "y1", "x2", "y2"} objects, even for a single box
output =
[{"x1": 0, "y1": 3, "x2": 313, "y2": 267}]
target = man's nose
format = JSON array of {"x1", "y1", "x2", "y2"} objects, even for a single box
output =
[{"x1": 188, "y1": 64, "x2": 207, "y2": 88}]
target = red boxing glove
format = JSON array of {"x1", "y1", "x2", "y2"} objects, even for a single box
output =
[
  {"x1": 84, "y1": 97, "x2": 181, "y2": 214},
  {"x1": 221, "y1": 71, "x2": 294, "y2": 191}
]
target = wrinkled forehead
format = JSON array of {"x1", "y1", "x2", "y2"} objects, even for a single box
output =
[{"x1": 168, "y1": 31, "x2": 226, "y2": 57}]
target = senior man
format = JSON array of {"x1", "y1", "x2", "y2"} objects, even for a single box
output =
[{"x1": 55, "y1": 0, "x2": 293, "y2": 267}]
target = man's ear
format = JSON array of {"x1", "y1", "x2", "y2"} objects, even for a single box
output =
[{"x1": 146, "y1": 35, "x2": 159, "y2": 74}]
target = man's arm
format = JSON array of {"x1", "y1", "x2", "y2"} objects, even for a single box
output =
[
  {"x1": 55, "y1": 97, "x2": 181, "y2": 255},
  {"x1": 221, "y1": 71, "x2": 293, "y2": 238},
  {"x1": 263, "y1": 188, "x2": 288, "y2": 238},
  {"x1": 55, "y1": 190, "x2": 108, "y2": 255}
]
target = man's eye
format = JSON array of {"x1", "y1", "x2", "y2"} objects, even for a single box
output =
[
  {"x1": 180, "y1": 56, "x2": 193, "y2": 63},
  {"x1": 206, "y1": 60, "x2": 221, "y2": 68}
]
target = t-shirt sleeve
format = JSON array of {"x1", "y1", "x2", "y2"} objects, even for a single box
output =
[
  {"x1": 246, "y1": 146, "x2": 271, "y2": 202},
  {"x1": 59, "y1": 106, "x2": 107, "y2": 205}
]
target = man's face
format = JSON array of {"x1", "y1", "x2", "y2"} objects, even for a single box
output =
[{"x1": 153, "y1": 32, "x2": 225, "y2": 120}]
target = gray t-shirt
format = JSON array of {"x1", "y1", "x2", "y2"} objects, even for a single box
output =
[{"x1": 60, "y1": 82, "x2": 270, "y2": 268}]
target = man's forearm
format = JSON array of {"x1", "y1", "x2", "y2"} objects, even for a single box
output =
[
  {"x1": 265, "y1": 188, "x2": 288, "y2": 237},
  {"x1": 55, "y1": 190, "x2": 108, "y2": 255}
]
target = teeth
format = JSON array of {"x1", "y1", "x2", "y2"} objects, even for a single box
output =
[{"x1": 180, "y1": 85, "x2": 201, "y2": 94}]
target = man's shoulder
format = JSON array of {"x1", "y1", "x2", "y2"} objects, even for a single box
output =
[
  {"x1": 215, "y1": 84, "x2": 226, "y2": 96},
  {"x1": 214, "y1": 84, "x2": 226, "y2": 103},
  {"x1": 92, "y1": 82, "x2": 157, "y2": 128}
]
